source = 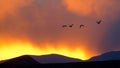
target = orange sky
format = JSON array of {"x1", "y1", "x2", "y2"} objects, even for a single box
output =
[{"x1": 0, "y1": 0, "x2": 120, "y2": 60}]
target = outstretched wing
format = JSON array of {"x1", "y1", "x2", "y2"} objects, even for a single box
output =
[
  {"x1": 96, "y1": 20, "x2": 102, "y2": 24},
  {"x1": 62, "y1": 25, "x2": 67, "y2": 27},
  {"x1": 80, "y1": 25, "x2": 84, "y2": 28}
]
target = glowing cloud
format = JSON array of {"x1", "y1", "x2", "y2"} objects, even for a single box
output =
[
  {"x1": 63, "y1": 0, "x2": 120, "y2": 18},
  {"x1": 0, "y1": 0, "x2": 31, "y2": 19},
  {"x1": 63, "y1": 0, "x2": 95, "y2": 16}
]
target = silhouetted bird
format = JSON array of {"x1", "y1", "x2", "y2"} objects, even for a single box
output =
[
  {"x1": 62, "y1": 25, "x2": 67, "y2": 28},
  {"x1": 96, "y1": 20, "x2": 102, "y2": 24},
  {"x1": 69, "y1": 24, "x2": 74, "y2": 27},
  {"x1": 80, "y1": 24, "x2": 84, "y2": 28}
]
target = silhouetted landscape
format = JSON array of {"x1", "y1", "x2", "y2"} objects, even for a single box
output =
[
  {"x1": 1, "y1": 51, "x2": 120, "y2": 68},
  {"x1": 0, "y1": 0, "x2": 120, "y2": 68}
]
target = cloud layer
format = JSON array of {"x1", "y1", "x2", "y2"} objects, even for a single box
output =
[{"x1": 0, "y1": 0, "x2": 120, "y2": 60}]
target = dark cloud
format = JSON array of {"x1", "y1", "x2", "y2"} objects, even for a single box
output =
[{"x1": 100, "y1": 17, "x2": 120, "y2": 52}]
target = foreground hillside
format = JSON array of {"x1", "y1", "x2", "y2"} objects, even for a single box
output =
[{"x1": 1, "y1": 60, "x2": 120, "y2": 68}]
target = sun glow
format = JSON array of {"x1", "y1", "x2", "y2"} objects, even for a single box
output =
[{"x1": 0, "y1": 41, "x2": 92, "y2": 61}]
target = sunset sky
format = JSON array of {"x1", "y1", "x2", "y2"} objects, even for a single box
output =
[{"x1": 0, "y1": 0, "x2": 120, "y2": 60}]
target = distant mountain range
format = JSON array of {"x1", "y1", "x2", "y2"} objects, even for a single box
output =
[
  {"x1": 89, "y1": 51, "x2": 120, "y2": 61},
  {"x1": 31, "y1": 54, "x2": 82, "y2": 63},
  {"x1": 1, "y1": 51, "x2": 120, "y2": 65},
  {"x1": 1, "y1": 54, "x2": 82, "y2": 65}
]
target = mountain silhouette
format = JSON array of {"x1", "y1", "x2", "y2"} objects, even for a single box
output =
[
  {"x1": 31, "y1": 54, "x2": 82, "y2": 63},
  {"x1": 1, "y1": 53, "x2": 120, "y2": 68},
  {"x1": 1, "y1": 55, "x2": 40, "y2": 65},
  {"x1": 89, "y1": 51, "x2": 120, "y2": 61},
  {"x1": 1, "y1": 54, "x2": 82, "y2": 64}
]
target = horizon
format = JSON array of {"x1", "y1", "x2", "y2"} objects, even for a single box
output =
[{"x1": 1, "y1": 50, "x2": 120, "y2": 62}]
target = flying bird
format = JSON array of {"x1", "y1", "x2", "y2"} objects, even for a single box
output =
[
  {"x1": 69, "y1": 24, "x2": 74, "y2": 27},
  {"x1": 80, "y1": 24, "x2": 84, "y2": 28},
  {"x1": 96, "y1": 20, "x2": 102, "y2": 24},
  {"x1": 62, "y1": 25, "x2": 67, "y2": 28}
]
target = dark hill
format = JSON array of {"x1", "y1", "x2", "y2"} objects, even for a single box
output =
[
  {"x1": 31, "y1": 54, "x2": 82, "y2": 63},
  {"x1": 89, "y1": 51, "x2": 120, "y2": 61},
  {"x1": 1, "y1": 55, "x2": 40, "y2": 65}
]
